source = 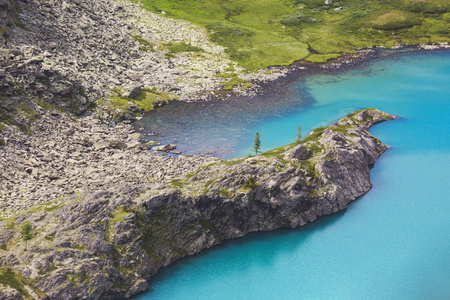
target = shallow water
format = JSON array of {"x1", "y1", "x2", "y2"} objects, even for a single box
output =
[{"x1": 135, "y1": 50, "x2": 450, "y2": 299}]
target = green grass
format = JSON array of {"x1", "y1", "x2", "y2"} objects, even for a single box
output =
[
  {"x1": 43, "y1": 204, "x2": 63, "y2": 212},
  {"x1": 133, "y1": 0, "x2": 450, "y2": 70},
  {"x1": 219, "y1": 188, "x2": 232, "y2": 197},
  {"x1": 165, "y1": 41, "x2": 204, "y2": 54},
  {"x1": 132, "y1": 35, "x2": 154, "y2": 51},
  {"x1": 330, "y1": 124, "x2": 353, "y2": 134},
  {"x1": 109, "y1": 206, "x2": 133, "y2": 224},
  {"x1": 0, "y1": 267, "x2": 46, "y2": 299},
  {"x1": 34, "y1": 99, "x2": 54, "y2": 110},
  {"x1": 0, "y1": 268, "x2": 29, "y2": 297},
  {"x1": 301, "y1": 126, "x2": 326, "y2": 143},
  {"x1": 215, "y1": 72, "x2": 251, "y2": 90},
  {"x1": 305, "y1": 53, "x2": 341, "y2": 63},
  {"x1": 242, "y1": 175, "x2": 257, "y2": 190},
  {"x1": 102, "y1": 87, "x2": 178, "y2": 115},
  {"x1": 169, "y1": 179, "x2": 186, "y2": 189}
]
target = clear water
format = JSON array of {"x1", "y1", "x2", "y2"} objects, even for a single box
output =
[{"x1": 135, "y1": 51, "x2": 450, "y2": 299}]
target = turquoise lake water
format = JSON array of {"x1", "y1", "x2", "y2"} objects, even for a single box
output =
[{"x1": 136, "y1": 50, "x2": 450, "y2": 299}]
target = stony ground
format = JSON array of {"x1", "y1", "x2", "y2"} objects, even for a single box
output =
[
  {"x1": 0, "y1": 109, "x2": 218, "y2": 218},
  {"x1": 0, "y1": 0, "x2": 290, "y2": 219},
  {"x1": 5, "y1": 0, "x2": 285, "y2": 104}
]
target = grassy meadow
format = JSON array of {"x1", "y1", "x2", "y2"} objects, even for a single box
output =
[{"x1": 133, "y1": 0, "x2": 450, "y2": 70}]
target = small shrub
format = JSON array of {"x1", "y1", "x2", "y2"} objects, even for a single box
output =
[
  {"x1": 242, "y1": 176, "x2": 257, "y2": 190},
  {"x1": 34, "y1": 99, "x2": 53, "y2": 110},
  {"x1": 280, "y1": 12, "x2": 317, "y2": 26},
  {"x1": 219, "y1": 189, "x2": 232, "y2": 198}
]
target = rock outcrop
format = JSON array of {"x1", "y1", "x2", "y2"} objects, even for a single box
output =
[{"x1": 0, "y1": 109, "x2": 394, "y2": 299}]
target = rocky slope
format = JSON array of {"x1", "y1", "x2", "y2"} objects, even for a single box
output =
[
  {"x1": 0, "y1": 0, "x2": 286, "y2": 120},
  {"x1": 0, "y1": 109, "x2": 219, "y2": 218},
  {"x1": 0, "y1": 109, "x2": 394, "y2": 299}
]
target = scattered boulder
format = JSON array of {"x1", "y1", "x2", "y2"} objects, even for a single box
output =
[
  {"x1": 285, "y1": 144, "x2": 312, "y2": 160},
  {"x1": 122, "y1": 84, "x2": 142, "y2": 99},
  {"x1": 108, "y1": 140, "x2": 127, "y2": 149},
  {"x1": 153, "y1": 144, "x2": 177, "y2": 152}
]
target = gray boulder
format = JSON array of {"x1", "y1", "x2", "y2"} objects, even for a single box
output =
[
  {"x1": 285, "y1": 144, "x2": 312, "y2": 160},
  {"x1": 122, "y1": 84, "x2": 142, "y2": 99},
  {"x1": 153, "y1": 144, "x2": 177, "y2": 152}
]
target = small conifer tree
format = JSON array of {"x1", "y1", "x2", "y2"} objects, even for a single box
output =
[
  {"x1": 21, "y1": 222, "x2": 32, "y2": 250},
  {"x1": 296, "y1": 124, "x2": 302, "y2": 144},
  {"x1": 253, "y1": 132, "x2": 261, "y2": 155}
]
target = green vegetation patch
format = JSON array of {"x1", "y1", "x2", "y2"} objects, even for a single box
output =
[
  {"x1": 219, "y1": 188, "x2": 232, "y2": 198},
  {"x1": 134, "y1": 0, "x2": 450, "y2": 70},
  {"x1": 34, "y1": 98, "x2": 54, "y2": 110},
  {"x1": 221, "y1": 158, "x2": 245, "y2": 166},
  {"x1": 43, "y1": 203, "x2": 63, "y2": 212},
  {"x1": 109, "y1": 206, "x2": 133, "y2": 224},
  {"x1": 329, "y1": 124, "x2": 353, "y2": 134},
  {"x1": 215, "y1": 72, "x2": 251, "y2": 90},
  {"x1": 165, "y1": 41, "x2": 204, "y2": 54},
  {"x1": 242, "y1": 175, "x2": 257, "y2": 190},
  {"x1": 169, "y1": 179, "x2": 186, "y2": 189},
  {"x1": 103, "y1": 87, "x2": 178, "y2": 116},
  {"x1": 0, "y1": 268, "x2": 45, "y2": 299},
  {"x1": 305, "y1": 53, "x2": 341, "y2": 63},
  {"x1": 301, "y1": 126, "x2": 326, "y2": 143},
  {"x1": 371, "y1": 12, "x2": 422, "y2": 31},
  {"x1": 0, "y1": 268, "x2": 29, "y2": 296},
  {"x1": 132, "y1": 35, "x2": 154, "y2": 51}
]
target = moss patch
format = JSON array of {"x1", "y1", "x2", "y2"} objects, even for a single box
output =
[
  {"x1": 0, "y1": 268, "x2": 46, "y2": 299},
  {"x1": 215, "y1": 72, "x2": 251, "y2": 91}
]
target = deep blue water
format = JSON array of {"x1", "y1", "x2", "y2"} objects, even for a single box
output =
[{"x1": 136, "y1": 50, "x2": 450, "y2": 299}]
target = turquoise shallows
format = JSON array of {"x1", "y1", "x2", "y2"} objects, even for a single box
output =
[{"x1": 135, "y1": 50, "x2": 450, "y2": 300}]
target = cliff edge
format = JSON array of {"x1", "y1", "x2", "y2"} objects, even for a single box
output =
[{"x1": 0, "y1": 108, "x2": 394, "y2": 299}]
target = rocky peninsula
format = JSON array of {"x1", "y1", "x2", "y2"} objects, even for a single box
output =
[
  {"x1": 0, "y1": 0, "x2": 414, "y2": 298},
  {"x1": 0, "y1": 108, "x2": 394, "y2": 299}
]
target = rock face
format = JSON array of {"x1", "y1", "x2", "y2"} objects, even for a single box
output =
[{"x1": 0, "y1": 109, "x2": 394, "y2": 299}]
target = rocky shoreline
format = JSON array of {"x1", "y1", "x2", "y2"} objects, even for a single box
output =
[
  {"x1": 0, "y1": 0, "x2": 445, "y2": 298},
  {"x1": 0, "y1": 109, "x2": 394, "y2": 299}
]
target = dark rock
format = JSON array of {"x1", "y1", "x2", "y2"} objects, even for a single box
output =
[
  {"x1": 108, "y1": 140, "x2": 127, "y2": 149},
  {"x1": 285, "y1": 144, "x2": 312, "y2": 160}
]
